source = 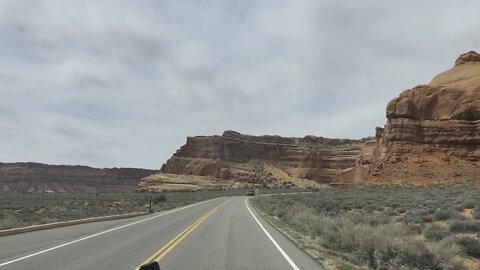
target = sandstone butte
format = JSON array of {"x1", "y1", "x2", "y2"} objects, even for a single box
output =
[
  {"x1": 335, "y1": 51, "x2": 480, "y2": 186},
  {"x1": 137, "y1": 131, "x2": 365, "y2": 192}
]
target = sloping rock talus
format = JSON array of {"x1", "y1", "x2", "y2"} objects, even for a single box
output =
[
  {"x1": 336, "y1": 51, "x2": 480, "y2": 185},
  {"x1": 0, "y1": 162, "x2": 157, "y2": 193},
  {"x1": 139, "y1": 131, "x2": 364, "y2": 191}
]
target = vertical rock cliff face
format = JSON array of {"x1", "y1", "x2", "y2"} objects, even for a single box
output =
[
  {"x1": 336, "y1": 51, "x2": 480, "y2": 185},
  {"x1": 157, "y1": 131, "x2": 364, "y2": 186}
]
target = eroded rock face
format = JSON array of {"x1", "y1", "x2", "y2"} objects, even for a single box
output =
[
  {"x1": 155, "y1": 131, "x2": 364, "y2": 187},
  {"x1": 0, "y1": 162, "x2": 157, "y2": 193},
  {"x1": 455, "y1": 51, "x2": 480, "y2": 66},
  {"x1": 336, "y1": 51, "x2": 480, "y2": 185}
]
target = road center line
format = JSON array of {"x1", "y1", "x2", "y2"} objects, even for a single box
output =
[
  {"x1": 245, "y1": 198, "x2": 301, "y2": 270},
  {"x1": 0, "y1": 197, "x2": 222, "y2": 267},
  {"x1": 135, "y1": 199, "x2": 230, "y2": 269}
]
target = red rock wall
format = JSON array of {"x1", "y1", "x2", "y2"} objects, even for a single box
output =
[
  {"x1": 161, "y1": 130, "x2": 364, "y2": 184},
  {"x1": 335, "y1": 51, "x2": 480, "y2": 185}
]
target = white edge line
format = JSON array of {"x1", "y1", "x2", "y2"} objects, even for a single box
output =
[
  {"x1": 0, "y1": 212, "x2": 146, "y2": 234},
  {"x1": 0, "y1": 197, "x2": 223, "y2": 267},
  {"x1": 245, "y1": 198, "x2": 301, "y2": 270}
]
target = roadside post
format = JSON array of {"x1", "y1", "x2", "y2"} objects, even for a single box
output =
[{"x1": 149, "y1": 194, "x2": 152, "y2": 213}]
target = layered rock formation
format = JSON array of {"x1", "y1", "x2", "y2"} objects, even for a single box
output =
[
  {"x1": 139, "y1": 131, "x2": 364, "y2": 191},
  {"x1": 0, "y1": 162, "x2": 157, "y2": 193},
  {"x1": 336, "y1": 51, "x2": 480, "y2": 185}
]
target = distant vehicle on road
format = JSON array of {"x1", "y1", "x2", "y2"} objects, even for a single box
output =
[{"x1": 245, "y1": 190, "x2": 255, "y2": 196}]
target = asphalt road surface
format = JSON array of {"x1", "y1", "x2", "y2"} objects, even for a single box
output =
[{"x1": 0, "y1": 196, "x2": 324, "y2": 270}]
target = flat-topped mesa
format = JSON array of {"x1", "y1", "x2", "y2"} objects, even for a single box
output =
[
  {"x1": 222, "y1": 130, "x2": 359, "y2": 146},
  {"x1": 336, "y1": 51, "x2": 480, "y2": 186},
  {"x1": 0, "y1": 162, "x2": 157, "y2": 193},
  {"x1": 158, "y1": 131, "x2": 364, "y2": 187}
]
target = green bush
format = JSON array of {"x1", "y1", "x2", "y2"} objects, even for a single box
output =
[
  {"x1": 455, "y1": 236, "x2": 480, "y2": 258},
  {"x1": 434, "y1": 208, "x2": 459, "y2": 221},
  {"x1": 403, "y1": 209, "x2": 433, "y2": 224},
  {"x1": 423, "y1": 225, "x2": 450, "y2": 241},
  {"x1": 461, "y1": 199, "x2": 476, "y2": 209},
  {"x1": 473, "y1": 208, "x2": 480, "y2": 220},
  {"x1": 152, "y1": 195, "x2": 167, "y2": 203},
  {"x1": 0, "y1": 212, "x2": 27, "y2": 230},
  {"x1": 449, "y1": 220, "x2": 480, "y2": 233}
]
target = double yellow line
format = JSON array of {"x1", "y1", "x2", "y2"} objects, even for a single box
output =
[{"x1": 135, "y1": 199, "x2": 230, "y2": 269}]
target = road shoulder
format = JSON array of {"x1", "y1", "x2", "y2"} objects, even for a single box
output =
[
  {"x1": 250, "y1": 197, "x2": 363, "y2": 270},
  {"x1": 246, "y1": 197, "x2": 326, "y2": 270}
]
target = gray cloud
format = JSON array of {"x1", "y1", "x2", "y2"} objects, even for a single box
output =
[{"x1": 0, "y1": 0, "x2": 479, "y2": 168}]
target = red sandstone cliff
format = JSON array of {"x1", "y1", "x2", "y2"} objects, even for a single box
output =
[
  {"x1": 138, "y1": 131, "x2": 364, "y2": 191},
  {"x1": 336, "y1": 51, "x2": 480, "y2": 186}
]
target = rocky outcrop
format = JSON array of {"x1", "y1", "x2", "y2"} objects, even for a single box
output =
[
  {"x1": 336, "y1": 51, "x2": 480, "y2": 186},
  {"x1": 140, "y1": 131, "x2": 364, "y2": 191},
  {"x1": 455, "y1": 50, "x2": 480, "y2": 66},
  {"x1": 0, "y1": 162, "x2": 157, "y2": 193}
]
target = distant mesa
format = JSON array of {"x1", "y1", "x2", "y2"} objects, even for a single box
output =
[{"x1": 0, "y1": 162, "x2": 157, "y2": 193}]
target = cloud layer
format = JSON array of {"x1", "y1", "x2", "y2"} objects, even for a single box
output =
[{"x1": 0, "y1": 0, "x2": 479, "y2": 168}]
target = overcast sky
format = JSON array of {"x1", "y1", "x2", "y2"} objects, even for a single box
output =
[{"x1": 0, "y1": 0, "x2": 479, "y2": 169}]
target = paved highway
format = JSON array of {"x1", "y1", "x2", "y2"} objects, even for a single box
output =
[{"x1": 0, "y1": 197, "x2": 324, "y2": 270}]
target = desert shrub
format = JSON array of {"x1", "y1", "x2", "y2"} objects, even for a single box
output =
[
  {"x1": 384, "y1": 208, "x2": 397, "y2": 216},
  {"x1": 422, "y1": 214, "x2": 434, "y2": 223},
  {"x1": 455, "y1": 236, "x2": 480, "y2": 258},
  {"x1": 449, "y1": 220, "x2": 480, "y2": 233},
  {"x1": 387, "y1": 201, "x2": 400, "y2": 208},
  {"x1": 403, "y1": 209, "x2": 433, "y2": 224},
  {"x1": 152, "y1": 194, "x2": 167, "y2": 203},
  {"x1": 321, "y1": 199, "x2": 340, "y2": 212},
  {"x1": 39, "y1": 217, "x2": 59, "y2": 224},
  {"x1": 0, "y1": 212, "x2": 27, "y2": 230},
  {"x1": 292, "y1": 208, "x2": 324, "y2": 235},
  {"x1": 461, "y1": 199, "x2": 476, "y2": 209},
  {"x1": 377, "y1": 240, "x2": 434, "y2": 269},
  {"x1": 282, "y1": 208, "x2": 462, "y2": 269},
  {"x1": 426, "y1": 207, "x2": 437, "y2": 215},
  {"x1": 423, "y1": 225, "x2": 450, "y2": 241},
  {"x1": 273, "y1": 205, "x2": 288, "y2": 218},
  {"x1": 322, "y1": 219, "x2": 463, "y2": 269},
  {"x1": 434, "y1": 208, "x2": 459, "y2": 221},
  {"x1": 473, "y1": 208, "x2": 480, "y2": 220},
  {"x1": 427, "y1": 240, "x2": 466, "y2": 270},
  {"x1": 405, "y1": 223, "x2": 424, "y2": 234},
  {"x1": 362, "y1": 213, "x2": 392, "y2": 227},
  {"x1": 251, "y1": 187, "x2": 479, "y2": 269}
]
